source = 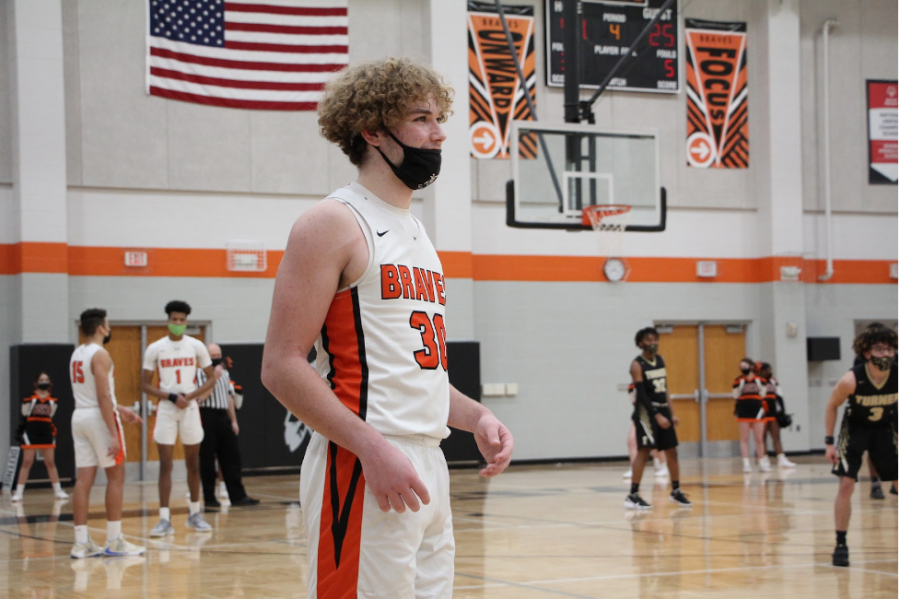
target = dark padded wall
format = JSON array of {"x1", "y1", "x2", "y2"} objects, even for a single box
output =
[
  {"x1": 219, "y1": 341, "x2": 482, "y2": 470},
  {"x1": 8, "y1": 344, "x2": 77, "y2": 487},
  {"x1": 220, "y1": 344, "x2": 311, "y2": 471}
]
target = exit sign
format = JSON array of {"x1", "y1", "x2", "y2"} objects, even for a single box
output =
[{"x1": 124, "y1": 251, "x2": 148, "y2": 267}]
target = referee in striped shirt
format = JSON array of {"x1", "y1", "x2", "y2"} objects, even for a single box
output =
[{"x1": 197, "y1": 343, "x2": 258, "y2": 510}]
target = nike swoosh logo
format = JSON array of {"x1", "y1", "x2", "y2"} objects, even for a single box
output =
[{"x1": 377, "y1": 230, "x2": 389, "y2": 237}]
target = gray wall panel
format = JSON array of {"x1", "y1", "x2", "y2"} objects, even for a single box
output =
[
  {"x1": 62, "y1": 0, "x2": 82, "y2": 187},
  {"x1": 76, "y1": 0, "x2": 169, "y2": 189},
  {"x1": 800, "y1": 0, "x2": 899, "y2": 213},
  {"x1": 0, "y1": 0, "x2": 12, "y2": 184},
  {"x1": 250, "y1": 111, "x2": 331, "y2": 196},
  {"x1": 167, "y1": 102, "x2": 252, "y2": 192}
]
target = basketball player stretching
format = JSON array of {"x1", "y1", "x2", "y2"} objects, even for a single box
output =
[
  {"x1": 141, "y1": 300, "x2": 219, "y2": 536},
  {"x1": 626, "y1": 327, "x2": 692, "y2": 509},
  {"x1": 69, "y1": 308, "x2": 145, "y2": 558},
  {"x1": 824, "y1": 324, "x2": 897, "y2": 567},
  {"x1": 262, "y1": 58, "x2": 514, "y2": 598}
]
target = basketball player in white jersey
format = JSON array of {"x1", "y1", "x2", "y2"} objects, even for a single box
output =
[
  {"x1": 141, "y1": 300, "x2": 219, "y2": 536},
  {"x1": 262, "y1": 58, "x2": 514, "y2": 598},
  {"x1": 70, "y1": 308, "x2": 145, "y2": 558}
]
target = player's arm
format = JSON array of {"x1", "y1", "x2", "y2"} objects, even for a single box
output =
[
  {"x1": 91, "y1": 349, "x2": 120, "y2": 457},
  {"x1": 664, "y1": 378, "x2": 678, "y2": 426},
  {"x1": 448, "y1": 385, "x2": 513, "y2": 477},
  {"x1": 262, "y1": 201, "x2": 430, "y2": 514},
  {"x1": 824, "y1": 371, "x2": 856, "y2": 464},
  {"x1": 184, "y1": 342, "x2": 218, "y2": 402}
]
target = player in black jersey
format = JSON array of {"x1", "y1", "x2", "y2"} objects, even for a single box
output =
[
  {"x1": 625, "y1": 327, "x2": 692, "y2": 509},
  {"x1": 824, "y1": 324, "x2": 898, "y2": 567}
]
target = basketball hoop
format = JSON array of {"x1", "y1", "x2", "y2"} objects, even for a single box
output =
[{"x1": 582, "y1": 205, "x2": 632, "y2": 258}]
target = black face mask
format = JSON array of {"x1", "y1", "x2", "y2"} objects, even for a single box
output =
[
  {"x1": 740, "y1": 367, "x2": 752, "y2": 375},
  {"x1": 871, "y1": 355, "x2": 893, "y2": 372},
  {"x1": 103, "y1": 329, "x2": 112, "y2": 345},
  {"x1": 37, "y1": 383, "x2": 50, "y2": 391},
  {"x1": 375, "y1": 132, "x2": 441, "y2": 190},
  {"x1": 645, "y1": 344, "x2": 658, "y2": 354},
  {"x1": 211, "y1": 358, "x2": 223, "y2": 367}
]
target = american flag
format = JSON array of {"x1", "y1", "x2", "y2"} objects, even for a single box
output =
[{"x1": 146, "y1": 0, "x2": 349, "y2": 110}]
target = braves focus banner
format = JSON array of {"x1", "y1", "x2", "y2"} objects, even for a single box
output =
[
  {"x1": 467, "y1": 1, "x2": 536, "y2": 160},
  {"x1": 866, "y1": 80, "x2": 898, "y2": 184},
  {"x1": 685, "y1": 19, "x2": 748, "y2": 169}
]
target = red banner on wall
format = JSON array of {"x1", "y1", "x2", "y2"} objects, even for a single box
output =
[
  {"x1": 867, "y1": 80, "x2": 898, "y2": 184},
  {"x1": 467, "y1": 2, "x2": 536, "y2": 160},
  {"x1": 685, "y1": 19, "x2": 748, "y2": 169}
]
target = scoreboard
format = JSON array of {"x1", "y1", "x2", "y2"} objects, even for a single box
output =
[{"x1": 546, "y1": 0, "x2": 680, "y2": 93}]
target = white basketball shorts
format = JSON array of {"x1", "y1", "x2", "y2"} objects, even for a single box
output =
[
  {"x1": 72, "y1": 408, "x2": 125, "y2": 469},
  {"x1": 300, "y1": 432, "x2": 454, "y2": 599},
  {"x1": 153, "y1": 399, "x2": 204, "y2": 446}
]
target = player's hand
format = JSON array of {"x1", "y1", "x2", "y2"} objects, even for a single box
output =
[
  {"x1": 359, "y1": 440, "x2": 430, "y2": 514},
  {"x1": 231, "y1": 420, "x2": 239, "y2": 435},
  {"x1": 214, "y1": 364, "x2": 224, "y2": 378},
  {"x1": 118, "y1": 406, "x2": 143, "y2": 425},
  {"x1": 175, "y1": 394, "x2": 190, "y2": 409},
  {"x1": 655, "y1": 413, "x2": 671, "y2": 429},
  {"x1": 671, "y1": 414, "x2": 680, "y2": 427},
  {"x1": 107, "y1": 436, "x2": 121, "y2": 458},
  {"x1": 474, "y1": 413, "x2": 514, "y2": 478},
  {"x1": 825, "y1": 444, "x2": 838, "y2": 465}
]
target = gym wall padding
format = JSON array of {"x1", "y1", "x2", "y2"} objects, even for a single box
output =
[
  {"x1": 8, "y1": 344, "x2": 77, "y2": 487},
  {"x1": 219, "y1": 341, "x2": 482, "y2": 471}
]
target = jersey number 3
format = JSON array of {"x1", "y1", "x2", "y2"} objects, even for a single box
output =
[
  {"x1": 410, "y1": 311, "x2": 447, "y2": 371},
  {"x1": 72, "y1": 360, "x2": 85, "y2": 383}
]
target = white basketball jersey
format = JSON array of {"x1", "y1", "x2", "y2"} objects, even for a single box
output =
[
  {"x1": 143, "y1": 335, "x2": 211, "y2": 394},
  {"x1": 70, "y1": 343, "x2": 117, "y2": 410},
  {"x1": 315, "y1": 182, "x2": 450, "y2": 439}
]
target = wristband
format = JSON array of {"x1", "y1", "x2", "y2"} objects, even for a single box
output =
[
  {"x1": 825, "y1": 436, "x2": 835, "y2": 445},
  {"x1": 167, "y1": 393, "x2": 179, "y2": 403}
]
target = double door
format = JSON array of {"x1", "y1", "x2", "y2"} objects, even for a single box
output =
[
  {"x1": 78, "y1": 324, "x2": 207, "y2": 481},
  {"x1": 656, "y1": 324, "x2": 746, "y2": 457}
]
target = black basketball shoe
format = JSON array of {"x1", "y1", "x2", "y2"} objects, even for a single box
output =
[
  {"x1": 624, "y1": 493, "x2": 652, "y2": 510},
  {"x1": 832, "y1": 544, "x2": 849, "y2": 567},
  {"x1": 870, "y1": 484, "x2": 885, "y2": 500},
  {"x1": 669, "y1": 489, "x2": 693, "y2": 507}
]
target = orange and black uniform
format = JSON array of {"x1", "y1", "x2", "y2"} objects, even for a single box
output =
[
  {"x1": 760, "y1": 376, "x2": 781, "y2": 422},
  {"x1": 733, "y1": 374, "x2": 766, "y2": 422},
  {"x1": 632, "y1": 354, "x2": 678, "y2": 451},
  {"x1": 20, "y1": 395, "x2": 58, "y2": 449},
  {"x1": 832, "y1": 361, "x2": 898, "y2": 481}
]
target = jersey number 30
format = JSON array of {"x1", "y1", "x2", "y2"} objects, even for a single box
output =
[{"x1": 410, "y1": 311, "x2": 447, "y2": 371}]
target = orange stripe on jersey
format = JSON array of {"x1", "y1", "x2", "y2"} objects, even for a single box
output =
[
  {"x1": 114, "y1": 418, "x2": 125, "y2": 466},
  {"x1": 317, "y1": 441, "x2": 366, "y2": 599},
  {"x1": 321, "y1": 288, "x2": 369, "y2": 420}
]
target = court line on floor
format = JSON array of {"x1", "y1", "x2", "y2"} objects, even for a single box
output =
[{"x1": 453, "y1": 557, "x2": 900, "y2": 592}]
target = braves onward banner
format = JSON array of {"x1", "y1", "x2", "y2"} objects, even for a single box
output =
[
  {"x1": 467, "y1": 1, "x2": 536, "y2": 159},
  {"x1": 866, "y1": 80, "x2": 898, "y2": 184},
  {"x1": 685, "y1": 19, "x2": 748, "y2": 169}
]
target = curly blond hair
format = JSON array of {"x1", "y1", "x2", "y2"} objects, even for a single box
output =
[{"x1": 318, "y1": 58, "x2": 454, "y2": 166}]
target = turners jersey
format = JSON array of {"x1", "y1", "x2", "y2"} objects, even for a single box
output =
[
  {"x1": 315, "y1": 182, "x2": 450, "y2": 439},
  {"x1": 845, "y1": 361, "x2": 897, "y2": 426},
  {"x1": 635, "y1": 354, "x2": 668, "y2": 407},
  {"x1": 143, "y1": 335, "x2": 212, "y2": 394},
  {"x1": 71, "y1": 343, "x2": 117, "y2": 410}
]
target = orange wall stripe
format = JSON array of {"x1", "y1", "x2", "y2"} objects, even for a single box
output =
[{"x1": 0, "y1": 243, "x2": 895, "y2": 284}]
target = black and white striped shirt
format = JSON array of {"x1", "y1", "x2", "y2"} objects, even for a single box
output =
[{"x1": 197, "y1": 368, "x2": 232, "y2": 410}]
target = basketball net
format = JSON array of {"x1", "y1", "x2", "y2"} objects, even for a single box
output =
[{"x1": 582, "y1": 205, "x2": 632, "y2": 258}]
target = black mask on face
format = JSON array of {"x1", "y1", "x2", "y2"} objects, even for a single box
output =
[
  {"x1": 103, "y1": 328, "x2": 112, "y2": 345},
  {"x1": 871, "y1": 355, "x2": 893, "y2": 372},
  {"x1": 211, "y1": 358, "x2": 223, "y2": 367},
  {"x1": 740, "y1": 366, "x2": 752, "y2": 375},
  {"x1": 375, "y1": 132, "x2": 441, "y2": 190},
  {"x1": 37, "y1": 383, "x2": 50, "y2": 391},
  {"x1": 645, "y1": 343, "x2": 658, "y2": 355}
]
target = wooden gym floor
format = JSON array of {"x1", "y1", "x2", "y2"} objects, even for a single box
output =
[{"x1": 0, "y1": 456, "x2": 896, "y2": 598}]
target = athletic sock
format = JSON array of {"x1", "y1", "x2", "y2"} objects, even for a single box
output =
[
  {"x1": 75, "y1": 525, "x2": 89, "y2": 545},
  {"x1": 107, "y1": 520, "x2": 121, "y2": 543},
  {"x1": 836, "y1": 530, "x2": 847, "y2": 547},
  {"x1": 14, "y1": 485, "x2": 23, "y2": 495},
  {"x1": 671, "y1": 480, "x2": 680, "y2": 491},
  {"x1": 189, "y1": 501, "x2": 201, "y2": 516},
  {"x1": 630, "y1": 483, "x2": 639, "y2": 495},
  {"x1": 52, "y1": 482, "x2": 63, "y2": 493},
  {"x1": 160, "y1": 507, "x2": 171, "y2": 521}
]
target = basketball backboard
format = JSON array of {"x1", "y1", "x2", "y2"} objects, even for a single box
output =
[{"x1": 506, "y1": 121, "x2": 666, "y2": 231}]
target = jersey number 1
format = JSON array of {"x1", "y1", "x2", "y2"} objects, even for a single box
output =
[
  {"x1": 410, "y1": 311, "x2": 447, "y2": 371},
  {"x1": 72, "y1": 361, "x2": 85, "y2": 383}
]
